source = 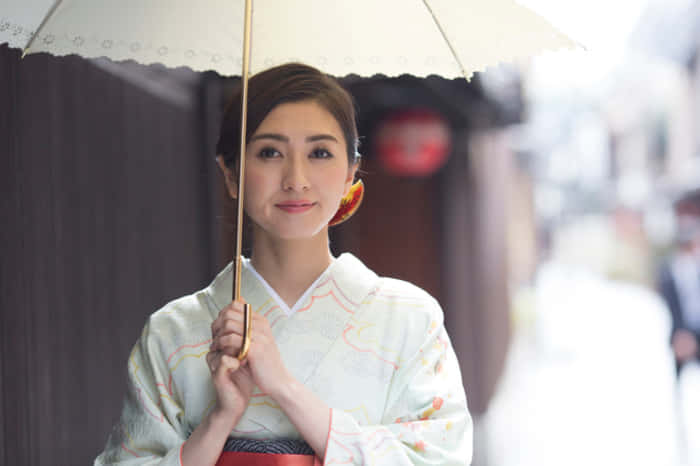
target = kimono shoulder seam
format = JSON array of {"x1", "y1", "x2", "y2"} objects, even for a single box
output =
[
  {"x1": 146, "y1": 290, "x2": 215, "y2": 329},
  {"x1": 373, "y1": 277, "x2": 444, "y2": 321}
]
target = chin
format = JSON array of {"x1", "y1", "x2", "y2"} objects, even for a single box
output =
[
  {"x1": 259, "y1": 220, "x2": 330, "y2": 241},
  {"x1": 277, "y1": 226, "x2": 328, "y2": 240}
]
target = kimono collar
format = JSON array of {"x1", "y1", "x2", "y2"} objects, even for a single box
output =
[{"x1": 205, "y1": 253, "x2": 379, "y2": 316}]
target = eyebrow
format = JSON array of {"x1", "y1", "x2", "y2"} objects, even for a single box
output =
[
  {"x1": 307, "y1": 134, "x2": 339, "y2": 143},
  {"x1": 249, "y1": 133, "x2": 339, "y2": 143}
]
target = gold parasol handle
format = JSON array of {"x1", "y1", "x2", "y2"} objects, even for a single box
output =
[
  {"x1": 234, "y1": 0, "x2": 253, "y2": 361},
  {"x1": 237, "y1": 302, "x2": 252, "y2": 361}
]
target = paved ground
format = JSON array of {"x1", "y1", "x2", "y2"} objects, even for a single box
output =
[{"x1": 481, "y1": 263, "x2": 699, "y2": 466}]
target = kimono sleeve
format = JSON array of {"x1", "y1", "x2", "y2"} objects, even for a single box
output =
[
  {"x1": 323, "y1": 304, "x2": 472, "y2": 465},
  {"x1": 95, "y1": 319, "x2": 187, "y2": 466}
]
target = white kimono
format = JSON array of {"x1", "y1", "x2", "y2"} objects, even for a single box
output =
[{"x1": 95, "y1": 253, "x2": 472, "y2": 465}]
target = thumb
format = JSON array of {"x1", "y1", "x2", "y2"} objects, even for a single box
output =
[{"x1": 217, "y1": 354, "x2": 241, "y2": 380}]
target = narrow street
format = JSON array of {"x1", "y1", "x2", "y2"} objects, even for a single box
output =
[{"x1": 483, "y1": 263, "x2": 699, "y2": 465}]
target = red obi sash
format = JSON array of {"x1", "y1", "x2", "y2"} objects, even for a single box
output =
[{"x1": 215, "y1": 451, "x2": 322, "y2": 466}]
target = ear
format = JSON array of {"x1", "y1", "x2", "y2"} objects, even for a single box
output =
[
  {"x1": 344, "y1": 161, "x2": 360, "y2": 196},
  {"x1": 216, "y1": 155, "x2": 238, "y2": 199}
]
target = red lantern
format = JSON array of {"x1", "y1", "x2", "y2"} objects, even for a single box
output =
[{"x1": 374, "y1": 109, "x2": 451, "y2": 177}]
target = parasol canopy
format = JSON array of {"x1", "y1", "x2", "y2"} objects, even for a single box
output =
[{"x1": 2, "y1": 0, "x2": 576, "y2": 80}]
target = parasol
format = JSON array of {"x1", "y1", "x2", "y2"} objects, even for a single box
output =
[{"x1": 1, "y1": 0, "x2": 577, "y2": 358}]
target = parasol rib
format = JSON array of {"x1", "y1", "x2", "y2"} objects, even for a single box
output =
[
  {"x1": 421, "y1": 0, "x2": 469, "y2": 80},
  {"x1": 22, "y1": 0, "x2": 63, "y2": 58}
]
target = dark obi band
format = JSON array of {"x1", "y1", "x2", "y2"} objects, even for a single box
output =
[{"x1": 216, "y1": 438, "x2": 321, "y2": 466}]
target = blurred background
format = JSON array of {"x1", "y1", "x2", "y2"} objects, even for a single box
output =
[{"x1": 2, "y1": 0, "x2": 700, "y2": 464}]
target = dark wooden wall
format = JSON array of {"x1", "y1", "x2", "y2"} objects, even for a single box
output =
[
  {"x1": 336, "y1": 156, "x2": 442, "y2": 301},
  {"x1": 0, "y1": 45, "x2": 223, "y2": 465}
]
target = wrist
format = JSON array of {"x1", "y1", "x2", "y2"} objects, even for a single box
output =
[
  {"x1": 182, "y1": 407, "x2": 239, "y2": 466},
  {"x1": 267, "y1": 374, "x2": 331, "y2": 459},
  {"x1": 268, "y1": 370, "x2": 299, "y2": 405},
  {"x1": 208, "y1": 405, "x2": 241, "y2": 434}
]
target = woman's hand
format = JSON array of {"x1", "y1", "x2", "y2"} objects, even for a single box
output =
[
  {"x1": 210, "y1": 300, "x2": 332, "y2": 460},
  {"x1": 206, "y1": 302, "x2": 256, "y2": 429},
  {"x1": 210, "y1": 300, "x2": 292, "y2": 399},
  {"x1": 184, "y1": 339, "x2": 254, "y2": 466}
]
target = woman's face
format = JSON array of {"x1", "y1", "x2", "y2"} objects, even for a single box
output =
[{"x1": 241, "y1": 100, "x2": 356, "y2": 240}]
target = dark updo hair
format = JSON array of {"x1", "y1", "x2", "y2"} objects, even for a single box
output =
[{"x1": 216, "y1": 63, "x2": 360, "y2": 169}]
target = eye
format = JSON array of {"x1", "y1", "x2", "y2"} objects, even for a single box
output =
[
  {"x1": 310, "y1": 148, "x2": 333, "y2": 159},
  {"x1": 257, "y1": 147, "x2": 281, "y2": 159}
]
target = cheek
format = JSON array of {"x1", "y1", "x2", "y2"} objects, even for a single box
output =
[
  {"x1": 245, "y1": 171, "x2": 264, "y2": 187},
  {"x1": 318, "y1": 168, "x2": 348, "y2": 197},
  {"x1": 243, "y1": 170, "x2": 272, "y2": 199}
]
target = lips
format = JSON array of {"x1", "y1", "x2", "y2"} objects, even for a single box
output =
[{"x1": 275, "y1": 200, "x2": 316, "y2": 213}]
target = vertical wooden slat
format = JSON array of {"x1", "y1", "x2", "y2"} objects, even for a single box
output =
[
  {"x1": 441, "y1": 130, "x2": 511, "y2": 417},
  {"x1": 0, "y1": 45, "x2": 219, "y2": 465},
  {"x1": 17, "y1": 48, "x2": 51, "y2": 466},
  {"x1": 0, "y1": 44, "x2": 30, "y2": 466},
  {"x1": 441, "y1": 131, "x2": 482, "y2": 412}
]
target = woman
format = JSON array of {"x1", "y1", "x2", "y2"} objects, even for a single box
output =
[{"x1": 95, "y1": 63, "x2": 471, "y2": 466}]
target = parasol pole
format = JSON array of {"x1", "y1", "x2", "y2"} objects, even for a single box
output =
[{"x1": 234, "y1": 0, "x2": 253, "y2": 361}]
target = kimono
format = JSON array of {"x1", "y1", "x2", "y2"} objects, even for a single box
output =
[{"x1": 95, "y1": 253, "x2": 472, "y2": 465}]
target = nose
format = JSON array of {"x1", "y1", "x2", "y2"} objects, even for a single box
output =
[{"x1": 281, "y1": 156, "x2": 310, "y2": 192}]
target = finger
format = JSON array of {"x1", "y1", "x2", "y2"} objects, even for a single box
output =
[
  {"x1": 211, "y1": 310, "x2": 235, "y2": 337},
  {"x1": 212, "y1": 299, "x2": 244, "y2": 328},
  {"x1": 215, "y1": 305, "x2": 246, "y2": 324},
  {"x1": 214, "y1": 333, "x2": 244, "y2": 354},
  {"x1": 222, "y1": 318, "x2": 244, "y2": 335},
  {"x1": 215, "y1": 354, "x2": 241, "y2": 381},
  {"x1": 215, "y1": 301, "x2": 235, "y2": 318},
  {"x1": 219, "y1": 300, "x2": 246, "y2": 317},
  {"x1": 212, "y1": 315, "x2": 245, "y2": 341},
  {"x1": 212, "y1": 306, "x2": 231, "y2": 334},
  {"x1": 211, "y1": 311, "x2": 224, "y2": 337},
  {"x1": 230, "y1": 364, "x2": 254, "y2": 389},
  {"x1": 206, "y1": 350, "x2": 221, "y2": 373}
]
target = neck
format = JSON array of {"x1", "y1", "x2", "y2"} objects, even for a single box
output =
[{"x1": 250, "y1": 227, "x2": 333, "y2": 308}]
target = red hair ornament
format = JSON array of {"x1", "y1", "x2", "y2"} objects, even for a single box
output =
[{"x1": 328, "y1": 180, "x2": 364, "y2": 226}]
